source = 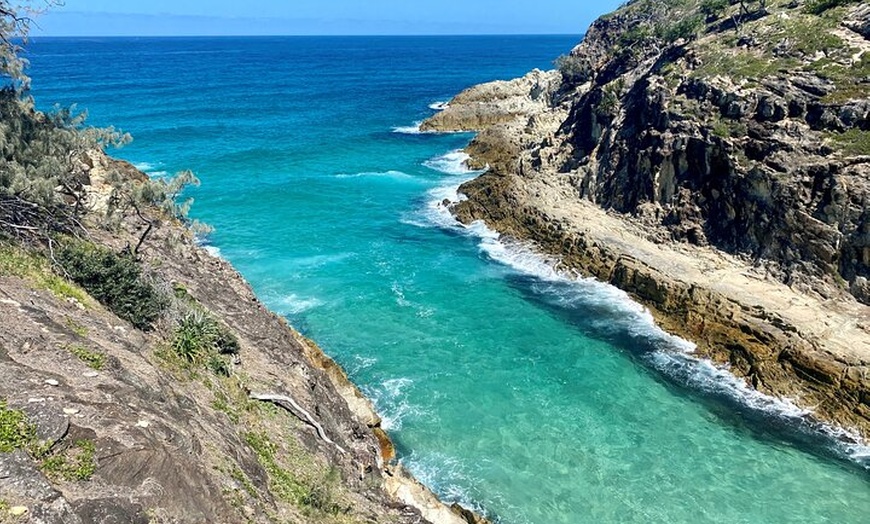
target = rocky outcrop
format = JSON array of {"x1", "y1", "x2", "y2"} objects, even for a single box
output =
[
  {"x1": 420, "y1": 69, "x2": 561, "y2": 133},
  {"x1": 0, "y1": 156, "x2": 483, "y2": 524},
  {"x1": 425, "y1": 0, "x2": 870, "y2": 436}
]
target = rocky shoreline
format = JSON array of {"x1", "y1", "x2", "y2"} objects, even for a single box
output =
[
  {"x1": 422, "y1": 1, "x2": 870, "y2": 439},
  {"x1": 0, "y1": 153, "x2": 486, "y2": 523}
]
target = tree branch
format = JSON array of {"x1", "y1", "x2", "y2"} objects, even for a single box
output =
[{"x1": 249, "y1": 392, "x2": 347, "y2": 455}]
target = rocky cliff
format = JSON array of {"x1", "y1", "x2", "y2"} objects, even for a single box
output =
[
  {"x1": 0, "y1": 153, "x2": 482, "y2": 524},
  {"x1": 424, "y1": 0, "x2": 870, "y2": 437}
]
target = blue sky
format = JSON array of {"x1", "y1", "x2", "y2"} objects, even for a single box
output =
[{"x1": 32, "y1": 1, "x2": 625, "y2": 36}]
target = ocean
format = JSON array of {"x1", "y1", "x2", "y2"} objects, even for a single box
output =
[{"x1": 26, "y1": 35, "x2": 870, "y2": 523}]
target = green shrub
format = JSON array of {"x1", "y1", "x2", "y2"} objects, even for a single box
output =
[
  {"x1": 55, "y1": 240, "x2": 166, "y2": 330},
  {"x1": 700, "y1": 0, "x2": 729, "y2": 19},
  {"x1": 619, "y1": 25, "x2": 653, "y2": 48},
  {"x1": 206, "y1": 354, "x2": 231, "y2": 377},
  {"x1": 0, "y1": 401, "x2": 34, "y2": 453},
  {"x1": 657, "y1": 15, "x2": 705, "y2": 43},
  {"x1": 555, "y1": 54, "x2": 592, "y2": 84}
]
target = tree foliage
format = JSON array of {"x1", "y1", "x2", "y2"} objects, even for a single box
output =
[
  {"x1": 1, "y1": 1, "x2": 63, "y2": 88},
  {"x1": 55, "y1": 239, "x2": 167, "y2": 330}
]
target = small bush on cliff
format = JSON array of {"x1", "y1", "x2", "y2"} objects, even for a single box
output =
[
  {"x1": 657, "y1": 14, "x2": 705, "y2": 43},
  {"x1": 56, "y1": 239, "x2": 167, "y2": 330},
  {"x1": 700, "y1": 0, "x2": 728, "y2": 20},
  {"x1": 169, "y1": 308, "x2": 239, "y2": 376},
  {"x1": 555, "y1": 54, "x2": 592, "y2": 84}
]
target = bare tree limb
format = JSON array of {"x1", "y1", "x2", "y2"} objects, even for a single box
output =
[{"x1": 249, "y1": 392, "x2": 348, "y2": 455}]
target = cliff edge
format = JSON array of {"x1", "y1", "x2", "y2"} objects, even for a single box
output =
[
  {"x1": 423, "y1": 0, "x2": 870, "y2": 437},
  {"x1": 0, "y1": 151, "x2": 483, "y2": 524}
]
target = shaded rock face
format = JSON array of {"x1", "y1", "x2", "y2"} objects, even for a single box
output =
[{"x1": 561, "y1": 71, "x2": 870, "y2": 299}]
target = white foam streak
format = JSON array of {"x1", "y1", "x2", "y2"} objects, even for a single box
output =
[
  {"x1": 423, "y1": 150, "x2": 480, "y2": 176},
  {"x1": 276, "y1": 293, "x2": 323, "y2": 315},
  {"x1": 429, "y1": 101, "x2": 450, "y2": 111},
  {"x1": 203, "y1": 245, "x2": 223, "y2": 259},
  {"x1": 133, "y1": 161, "x2": 156, "y2": 171},
  {"x1": 402, "y1": 451, "x2": 490, "y2": 520},
  {"x1": 368, "y1": 378, "x2": 427, "y2": 431},
  {"x1": 391, "y1": 121, "x2": 427, "y2": 134},
  {"x1": 335, "y1": 170, "x2": 415, "y2": 180}
]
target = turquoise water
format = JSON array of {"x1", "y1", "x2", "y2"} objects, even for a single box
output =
[{"x1": 27, "y1": 36, "x2": 870, "y2": 523}]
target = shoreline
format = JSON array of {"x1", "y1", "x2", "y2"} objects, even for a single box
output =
[
  {"x1": 171, "y1": 218, "x2": 490, "y2": 524},
  {"x1": 442, "y1": 188, "x2": 870, "y2": 461},
  {"x1": 420, "y1": 148, "x2": 870, "y2": 463},
  {"x1": 445, "y1": 166, "x2": 870, "y2": 442}
]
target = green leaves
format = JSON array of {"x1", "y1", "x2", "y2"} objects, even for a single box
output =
[{"x1": 56, "y1": 239, "x2": 167, "y2": 330}]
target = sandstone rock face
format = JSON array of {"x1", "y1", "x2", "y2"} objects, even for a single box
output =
[{"x1": 426, "y1": 1, "x2": 870, "y2": 436}]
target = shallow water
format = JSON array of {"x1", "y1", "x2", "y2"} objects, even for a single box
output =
[{"x1": 28, "y1": 35, "x2": 870, "y2": 523}]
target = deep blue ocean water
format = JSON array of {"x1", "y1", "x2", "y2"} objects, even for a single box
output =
[{"x1": 25, "y1": 36, "x2": 870, "y2": 523}]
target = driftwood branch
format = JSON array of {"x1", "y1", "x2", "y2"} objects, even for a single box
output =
[{"x1": 249, "y1": 392, "x2": 347, "y2": 455}]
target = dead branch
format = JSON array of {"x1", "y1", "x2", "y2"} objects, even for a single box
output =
[{"x1": 249, "y1": 392, "x2": 347, "y2": 455}]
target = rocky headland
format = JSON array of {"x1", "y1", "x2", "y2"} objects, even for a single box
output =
[
  {"x1": 424, "y1": 0, "x2": 870, "y2": 437},
  {"x1": 0, "y1": 152, "x2": 485, "y2": 523}
]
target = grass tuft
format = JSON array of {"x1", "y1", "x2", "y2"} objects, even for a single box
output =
[
  {"x1": 40, "y1": 439, "x2": 97, "y2": 481},
  {"x1": 66, "y1": 344, "x2": 105, "y2": 370},
  {"x1": 0, "y1": 401, "x2": 35, "y2": 453},
  {"x1": 0, "y1": 245, "x2": 89, "y2": 303}
]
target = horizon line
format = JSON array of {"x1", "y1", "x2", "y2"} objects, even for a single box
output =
[{"x1": 28, "y1": 33, "x2": 582, "y2": 39}]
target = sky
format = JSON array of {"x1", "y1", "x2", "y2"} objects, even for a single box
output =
[{"x1": 30, "y1": 0, "x2": 625, "y2": 37}]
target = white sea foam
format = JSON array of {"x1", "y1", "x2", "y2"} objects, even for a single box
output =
[
  {"x1": 334, "y1": 170, "x2": 415, "y2": 180},
  {"x1": 400, "y1": 150, "x2": 486, "y2": 231},
  {"x1": 402, "y1": 451, "x2": 491, "y2": 521},
  {"x1": 429, "y1": 101, "x2": 450, "y2": 111},
  {"x1": 288, "y1": 253, "x2": 353, "y2": 269},
  {"x1": 133, "y1": 161, "x2": 156, "y2": 171},
  {"x1": 391, "y1": 121, "x2": 466, "y2": 135},
  {"x1": 368, "y1": 377, "x2": 428, "y2": 431},
  {"x1": 391, "y1": 121, "x2": 427, "y2": 134},
  {"x1": 276, "y1": 293, "x2": 323, "y2": 315},
  {"x1": 423, "y1": 150, "x2": 480, "y2": 176},
  {"x1": 203, "y1": 245, "x2": 223, "y2": 259},
  {"x1": 348, "y1": 355, "x2": 378, "y2": 376},
  {"x1": 391, "y1": 281, "x2": 411, "y2": 308}
]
